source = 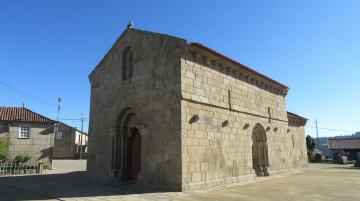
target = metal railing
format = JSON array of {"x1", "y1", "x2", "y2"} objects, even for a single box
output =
[{"x1": 0, "y1": 162, "x2": 44, "y2": 176}]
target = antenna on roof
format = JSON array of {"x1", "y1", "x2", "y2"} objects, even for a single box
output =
[
  {"x1": 127, "y1": 21, "x2": 133, "y2": 29},
  {"x1": 22, "y1": 102, "x2": 25, "y2": 108}
]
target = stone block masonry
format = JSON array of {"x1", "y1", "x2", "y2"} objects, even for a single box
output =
[
  {"x1": 87, "y1": 28, "x2": 308, "y2": 191},
  {"x1": 180, "y1": 48, "x2": 307, "y2": 190}
]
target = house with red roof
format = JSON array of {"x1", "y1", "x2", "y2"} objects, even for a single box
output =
[{"x1": 0, "y1": 106, "x2": 88, "y2": 164}]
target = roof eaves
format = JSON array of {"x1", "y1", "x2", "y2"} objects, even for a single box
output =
[
  {"x1": 287, "y1": 111, "x2": 308, "y2": 121},
  {"x1": 190, "y1": 43, "x2": 289, "y2": 90}
]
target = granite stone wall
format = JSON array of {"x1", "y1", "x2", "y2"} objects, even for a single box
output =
[
  {"x1": 53, "y1": 123, "x2": 76, "y2": 159},
  {"x1": 180, "y1": 48, "x2": 307, "y2": 190},
  {"x1": 8, "y1": 122, "x2": 53, "y2": 165},
  {"x1": 88, "y1": 28, "x2": 307, "y2": 191},
  {"x1": 88, "y1": 29, "x2": 186, "y2": 190}
]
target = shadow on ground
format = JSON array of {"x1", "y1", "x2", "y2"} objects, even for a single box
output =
[
  {"x1": 2, "y1": 164, "x2": 360, "y2": 201},
  {"x1": 0, "y1": 171, "x2": 184, "y2": 201}
]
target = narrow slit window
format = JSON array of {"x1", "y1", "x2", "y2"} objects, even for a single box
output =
[{"x1": 122, "y1": 47, "x2": 133, "y2": 80}]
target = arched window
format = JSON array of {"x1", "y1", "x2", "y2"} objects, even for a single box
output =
[{"x1": 122, "y1": 47, "x2": 133, "y2": 80}]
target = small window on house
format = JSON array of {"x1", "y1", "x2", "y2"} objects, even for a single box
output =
[
  {"x1": 55, "y1": 131, "x2": 63, "y2": 140},
  {"x1": 292, "y1": 135, "x2": 295, "y2": 148},
  {"x1": 122, "y1": 47, "x2": 133, "y2": 80},
  {"x1": 19, "y1": 125, "x2": 30, "y2": 139}
]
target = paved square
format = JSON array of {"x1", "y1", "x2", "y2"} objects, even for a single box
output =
[
  {"x1": 0, "y1": 164, "x2": 359, "y2": 201},
  {"x1": 178, "y1": 164, "x2": 360, "y2": 201}
]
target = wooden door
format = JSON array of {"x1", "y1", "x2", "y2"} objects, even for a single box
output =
[{"x1": 129, "y1": 128, "x2": 141, "y2": 181}]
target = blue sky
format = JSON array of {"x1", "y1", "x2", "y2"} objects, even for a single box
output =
[{"x1": 0, "y1": 0, "x2": 359, "y2": 137}]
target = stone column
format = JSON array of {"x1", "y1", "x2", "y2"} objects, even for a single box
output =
[{"x1": 108, "y1": 128, "x2": 118, "y2": 177}]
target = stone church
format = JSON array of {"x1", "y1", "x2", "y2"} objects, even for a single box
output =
[{"x1": 87, "y1": 26, "x2": 308, "y2": 191}]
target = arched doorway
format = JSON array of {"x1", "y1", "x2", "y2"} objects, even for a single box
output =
[
  {"x1": 112, "y1": 108, "x2": 142, "y2": 182},
  {"x1": 252, "y1": 123, "x2": 269, "y2": 176},
  {"x1": 127, "y1": 128, "x2": 141, "y2": 181}
]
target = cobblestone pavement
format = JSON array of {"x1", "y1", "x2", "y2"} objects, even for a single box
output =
[{"x1": 0, "y1": 164, "x2": 359, "y2": 201}]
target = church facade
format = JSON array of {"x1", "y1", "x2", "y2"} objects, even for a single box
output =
[{"x1": 87, "y1": 27, "x2": 307, "y2": 191}]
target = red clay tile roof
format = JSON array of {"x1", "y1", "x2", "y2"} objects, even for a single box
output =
[
  {"x1": 287, "y1": 111, "x2": 307, "y2": 125},
  {"x1": 0, "y1": 106, "x2": 54, "y2": 124},
  {"x1": 328, "y1": 139, "x2": 360, "y2": 150},
  {"x1": 191, "y1": 43, "x2": 289, "y2": 90}
]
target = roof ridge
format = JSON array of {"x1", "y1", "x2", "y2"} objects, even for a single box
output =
[
  {"x1": 22, "y1": 107, "x2": 55, "y2": 122},
  {"x1": 0, "y1": 106, "x2": 55, "y2": 124},
  {"x1": 129, "y1": 28, "x2": 187, "y2": 42},
  {"x1": 0, "y1": 106, "x2": 23, "y2": 109}
]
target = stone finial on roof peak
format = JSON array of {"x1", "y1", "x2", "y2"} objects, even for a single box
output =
[{"x1": 127, "y1": 22, "x2": 133, "y2": 29}]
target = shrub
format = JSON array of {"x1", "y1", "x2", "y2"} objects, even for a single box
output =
[
  {"x1": 306, "y1": 135, "x2": 316, "y2": 161},
  {"x1": 348, "y1": 160, "x2": 356, "y2": 164},
  {"x1": 43, "y1": 164, "x2": 51, "y2": 170},
  {"x1": 13, "y1": 154, "x2": 31, "y2": 164},
  {"x1": 0, "y1": 138, "x2": 8, "y2": 162},
  {"x1": 0, "y1": 154, "x2": 8, "y2": 163}
]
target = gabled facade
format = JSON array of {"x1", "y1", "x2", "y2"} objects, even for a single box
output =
[
  {"x1": 88, "y1": 28, "x2": 308, "y2": 191},
  {"x1": 0, "y1": 107, "x2": 55, "y2": 164}
]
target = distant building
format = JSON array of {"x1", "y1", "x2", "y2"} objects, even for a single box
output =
[
  {"x1": 53, "y1": 122, "x2": 88, "y2": 159},
  {"x1": 0, "y1": 106, "x2": 88, "y2": 164},
  {"x1": 88, "y1": 28, "x2": 308, "y2": 191},
  {"x1": 315, "y1": 132, "x2": 360, "y2": 159},
  {"x1": 328, "y1": 138, "x2": 360, "y2": 161}
]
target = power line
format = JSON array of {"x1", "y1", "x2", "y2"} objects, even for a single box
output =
[
  {"x1": 62, "y1": 106, "x2": 85, "y2": 118},
  {"x1": 59, "y1": 118, "x2": 89, "y2": 121},
  {"x1": 1, "y1": 80, "x2": 87, "y2": 120},
  {"x1": 0, "y1": 80, "x2": 57, "y2": 106},
  {"x1": 305, "y1": 125, "x2": 358, "y2": 133}
]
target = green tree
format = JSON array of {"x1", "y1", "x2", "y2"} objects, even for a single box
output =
[
  {"x1": 0, "y1": 138, "x2": 9, "y2": 162},
  {"x1": 306, "y1": 135, "x2": 316, "y2": 161}
]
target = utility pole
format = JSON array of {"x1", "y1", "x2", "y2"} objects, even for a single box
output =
[
  {"x1": 79, "y1": 113, "x2": 84, "y2": 159},
  {"x1": 53, "y1": 98, "x2": 61, "y2": 160},
  {"x1": 315, "y1": 119, "x2": 319, "y2": 149},
  {"x1": 56, "y1": 98, "x2": 61, "y2": 126}
]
